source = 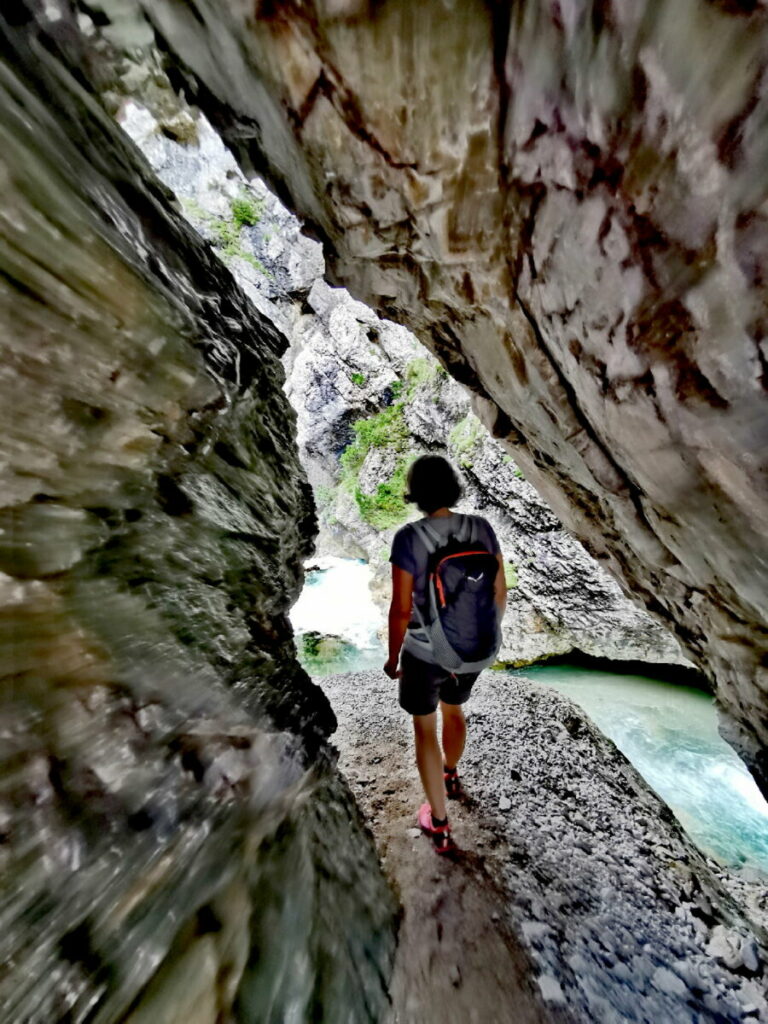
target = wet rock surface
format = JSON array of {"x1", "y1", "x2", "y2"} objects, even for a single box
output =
[
  {"x1": 0, "y1": 9, "x2": 395, "y2": 1022},
  {"x1": 127, "y1": 0, "x2": 768, "y2": 793},
  {"x1": 323, "y1": 668, "x2": 768, "y2": 1023}
]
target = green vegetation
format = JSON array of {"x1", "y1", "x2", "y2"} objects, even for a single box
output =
[
  {"x1": 513, "y1": 467, "x2": 525, "y2": 480},
  {"x1": 212, "y1": 218, "x2": 268, "y2": 275},
  {"x1": 313, "y1": 484, "x2": 335, "y2": 510},
  {"x1": 383, "y1": 354, "x2": 445, "y2": 408},
  {"x1": 404, "y1": 356, "x2": 438, "y2": 396},
  {"x1": 504, "y1": 561, "x2": 519, "y2": 588},
  {"x1": 230, "y1": 192, "x2": 263, "y2": 227},
  {"x1": 354, "y1": 458, "x2": 410, "y2": 530},
  {"x1": 181, "y1": 197, "x2": 206, "y2": 219},
  {"x1": 333, "y1": 353, "x2": 451, "y2": 532},
  {"x1": 340, "y1": 403, "x2": 410, "y2": 474},
  {"x1": 339, "y1": 402, "x2": 412, "y2": 530},
  {"x1": 180, "y1": 195, "x2": 269, "y2": 275},
  {"x1": 212, "y1": 216, "x2": 242, "y2": 254},
  {"x1": 448, "y1": 414, "x2": 485, "y2": 468}
]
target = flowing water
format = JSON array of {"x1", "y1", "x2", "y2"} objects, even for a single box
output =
[
  {"x1": 292, "y1": 558, "x2": 386, "y2": 674},
  {"x1": 518, "y1": 664, "x2": 768, "y2": 875},
  {"x1": 293, "y1": 558, "x2": 768, "y2": 876}
]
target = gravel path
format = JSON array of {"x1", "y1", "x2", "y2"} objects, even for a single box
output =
[
  {"x1": 320, "y1": 669, "x2": 768, "y2": 1024},
  {"x1": 321, "y1": 670, "x2": 559, "y2": 1024}
]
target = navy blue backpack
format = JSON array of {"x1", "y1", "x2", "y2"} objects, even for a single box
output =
[{"x1": 403, "y1": 514, "x2": 502, "y2": 673}]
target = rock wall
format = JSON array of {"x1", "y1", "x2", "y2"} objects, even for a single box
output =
[
  {"x1": 116, "y1": 0, "x2": 768, "y2": 793},
  {"x1": 287, "y1": 279, "x2": 687, "y2": 669},
  {"x1": 110, "y1": 68, "x2": 686, "y2": 672},
  {"x1": 0, "y1": 8, "x2": 394, "y2": 1022}
]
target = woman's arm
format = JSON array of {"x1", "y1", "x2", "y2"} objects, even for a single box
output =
[
  {"x1": 384, "y1": 564, "x2": 414, "y2": 679},
  {"x1": 494, "y1": 552, "x2": 508, "y2": 614}
]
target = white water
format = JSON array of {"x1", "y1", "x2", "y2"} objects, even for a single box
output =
[
  {"x1": 291, "y1": 557, "x2": 385, "y2": 672},
  {"x1": 294, "y1": 559, "x2": 768, "y2": 874},
  {"x1": 523, "y1": 665, "x2": 768, "y2": 875}
]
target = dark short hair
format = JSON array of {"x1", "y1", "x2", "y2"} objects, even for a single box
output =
[{"x1": 404, "y1": 455, "x2": 462, "y2": 514}]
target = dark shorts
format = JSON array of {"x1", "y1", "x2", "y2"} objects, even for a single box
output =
[{"x1": 398, "y1": 649, "x2": 480, "y2": 717}]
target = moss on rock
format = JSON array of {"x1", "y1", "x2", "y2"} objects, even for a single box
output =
[
  {"x1": 449, "y1": 414, "x2": 485, "y2": 468},
  {"x1": 339, "y1": 403, "x2": 413, "y2": 529}
]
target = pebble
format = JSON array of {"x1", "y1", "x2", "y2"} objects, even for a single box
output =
[
  {"x1": 498, "y1": 795, "x2": 511, "y2": 811},
  {"x1": 652, "y1": 966, "x2": 687, "y2": 997},
  {"x1": 521, "y1": 921, "x2": 551, "y2": 941},
  {"x1": 407, "y1": 827, "x2": 421, "y2": 838},
  {"x1": 537, "y1": 974, "x2": 566, "y2": 1005},
  {"x1": 449, "y1": 964, "x2": 462, "y2": 987},
  {"x1": 741, "y1": 939, "x2": 760, "y2": 974}
]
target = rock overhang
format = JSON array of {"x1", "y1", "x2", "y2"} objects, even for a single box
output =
[{"x1": 109, "y1": 0, "x2": 768, "y2": 793}]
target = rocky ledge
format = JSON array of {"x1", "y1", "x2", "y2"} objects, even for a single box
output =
[{"x1": 323, "y1": 668, "x2": 768, "y2": 1023}]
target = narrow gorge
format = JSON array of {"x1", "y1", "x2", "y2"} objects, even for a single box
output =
[{"x1": 1, "y1": 3, "x2": 767, "y2": 1023}]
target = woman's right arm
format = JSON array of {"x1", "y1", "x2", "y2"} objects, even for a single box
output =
[{"x1": 384, "y1": 564, "x2": 414, "y2": 679}]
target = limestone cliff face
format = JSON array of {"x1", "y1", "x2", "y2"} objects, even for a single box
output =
[
  {"x1": 113, "y1": 77, "x2": 685, "y2": 671},
  {"x1": 286, "y1": 279, "x2": 687, "y2": 669},
  {"x1": 0, "y1": 10, "x2": 394, "y2": 1022},
  {"x1": 121, "y1": 0, "x2": 768, "y2": 792}
]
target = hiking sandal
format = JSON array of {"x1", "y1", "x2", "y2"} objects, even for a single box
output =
[
  {"x1": 418, "y1": 802, "x2": 456, "y2": 855},
  {"x1": 444, "y1": 766, "x2": 461, "y2": 799}
]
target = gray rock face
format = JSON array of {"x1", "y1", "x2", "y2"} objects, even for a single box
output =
[
  {"x1": 0, "y1": 9, "x2": 395, "y2": 1022},
  {"x1": 286, "y1": 279, "x2": 686, "y2": 668},
  {"x1": 117, "y1": 0, "x2": 768, "y2": 794},
  {"x1": 113, "y1": 72, "x2": 675, "y2": 670}
]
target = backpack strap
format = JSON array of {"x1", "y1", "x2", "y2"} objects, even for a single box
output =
[
  {"x1": 413, "y1": 515, "x2": 475, "y2": 553},
  {"x1": 408, "y1": 519, "x2": 445, "y2": 633},
  {"x1": 455, "y1": 514, "x2": 475, "y2": 545},
  {"x1": 410, "y1": 519, "x2": 442, "y2": 556}
]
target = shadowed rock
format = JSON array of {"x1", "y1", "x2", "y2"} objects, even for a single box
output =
[{"x1": 0, "y1": 8, "x2": 395, "y2": 1022}]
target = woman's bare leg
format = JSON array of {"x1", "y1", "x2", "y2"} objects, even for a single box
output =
[
  {"x1": 412, "y1": 712, "x2": 447, "y2": 820},
  {"x1": 440, "y1": 701, "x2": 466, "y2": 771}
]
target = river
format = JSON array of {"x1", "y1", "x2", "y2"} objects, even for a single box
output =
[{"x1": 291, "y1": 557, "x2": 768, "y2": 876}]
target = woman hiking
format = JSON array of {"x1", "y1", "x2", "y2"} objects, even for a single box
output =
[{"x1": 384, "y1": 455, "x2": 507, "y2": 853}]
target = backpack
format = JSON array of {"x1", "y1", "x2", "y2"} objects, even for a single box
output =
[{"x1": 403, "y1": 514, "x2": 502, "y2": 673}]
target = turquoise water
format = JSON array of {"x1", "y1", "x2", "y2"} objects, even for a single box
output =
[{"x1": 518, "y1": 665, "x2": 768, "y2": 875}]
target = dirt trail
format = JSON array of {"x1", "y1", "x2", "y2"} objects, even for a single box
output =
[{"x1": 320, "y1": 670, "x2": 566, "y2": 1024}]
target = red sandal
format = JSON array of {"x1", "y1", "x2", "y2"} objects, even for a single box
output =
[
  {"x1": 418, "y1": 802, "x2": 456, "y2": 855},
  {"x1": 444, "y1": 766, "x2": 461, "y2": 799}
]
